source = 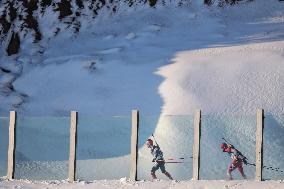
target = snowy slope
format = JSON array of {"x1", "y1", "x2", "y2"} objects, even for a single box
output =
[
  {"x1": 1, "y1": 0, "x2": 283, "y2": 116},
  {"x1": 157, "y1": 41, "x2": 284, "y2": 115}
]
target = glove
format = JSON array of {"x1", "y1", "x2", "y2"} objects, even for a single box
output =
[
  {"x1": 230, "y1": 163, "x2": 235, "y2": 170},
  {"x1": 152, "y1": 158, "x2": 156, "y2": 162},
  {"x1": 243, "y1": 158, "x2": 248, "y2": 165}
]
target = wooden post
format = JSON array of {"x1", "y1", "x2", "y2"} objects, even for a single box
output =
[
  {"x1": 69, "y1": 111, "x2": 78, "y2": 182},
  {"x1": 256, "y1": 109, "x2": 264, "y2": 181},
  {"x1": 130, "y1": 110, "x2": 139, "y2": 181},
  {"x1": 7, "y1": 111, "x2": 16, "y2": 179},
  {"x1": 192, "y1": 110, "x2": 201, "y2": 180}
]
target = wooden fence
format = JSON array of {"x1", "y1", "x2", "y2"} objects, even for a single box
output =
[{"x1": 4, "y1": 109, "x2": 265, "y2": 181}]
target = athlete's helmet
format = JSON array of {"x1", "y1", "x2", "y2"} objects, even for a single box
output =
[
  {"x1": 220, "y1": 142, "x2": 227, "y2": 149},
  {"x1": 146, "y1": 139, "x2": 153, "y2": 147}
]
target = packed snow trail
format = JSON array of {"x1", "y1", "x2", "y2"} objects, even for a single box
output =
[{"x1": 0, "y1": 179, "x2": 284, "y2": 189}]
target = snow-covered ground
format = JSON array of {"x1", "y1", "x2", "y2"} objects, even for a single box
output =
[
  {"x1": 1, "y1": 0, "x2": 284, "y2": 188},
  {"x1": 0, "y1": 179, "x2": 284, "y2": 189},
  {"x1": 2, "y1": 0, "x2": 283, "y2": 116}
]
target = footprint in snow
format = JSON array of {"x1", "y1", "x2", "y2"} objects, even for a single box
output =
[
  {"x1": 13, "y1": 185, "x2": 22, "y2": 189},
  {"x1": 187, "y1": 13, "x2": 197, "y2": 19},
  {"x1": 12, "y1": 96, "x2": 25, "y2": 108},
  {"x1": 126, "y1": 32, "x2": 136, "y2": 40},
  {"x1": 103, "y1": 34, "x2": 115, "y2": 40},
  {"x1": 83, "y1": 61, "x2": 98, "y2": 71},
  {"x1": 98, "y1": 47, "x2": 123, "y2": 55},
  {"x1": 146, "y1": 24, "x2": 162, "y2": 32}
]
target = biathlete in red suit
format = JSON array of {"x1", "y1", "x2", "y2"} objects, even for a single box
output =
[{"x1": 221, "y1": 143, "x2": 247, "y2": 180}]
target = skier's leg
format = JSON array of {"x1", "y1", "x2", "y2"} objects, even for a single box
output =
[
  {"x1": 228, "y1": 163, "x2": 237, "y2": 180},
  {"x1": 160, "y1": 163, "x2": 173, "y2": 180},
  {"x1": 164, "y1": 171, "x2": 173, "y2": 180},
  {"x1": 151, "y1": 171, "x2": 157, "y2": 179},
  {"x1": 237, "y1": 163, "x2": 246, "y2": 179},
  {"x1": 151, "y1": 164, "x2": 159, "y2": 180}
]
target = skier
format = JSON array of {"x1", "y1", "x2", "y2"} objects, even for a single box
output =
[
  {"x1": 146, "y1": 138, "x2": 173, "y2": 180},
  {"x1": 221, "y1": 142, "x2": 247, "y2": 180}
]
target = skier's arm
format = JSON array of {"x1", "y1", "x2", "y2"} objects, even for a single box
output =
[
  {"x1": 242, "y1": 158, "x2": 248, "y2": 165},
  {"x1": 152, "y1": 148, "x2": 158, "y2": 162},
  {"x1": 227, "y1": 144, "x2": 233, "y2": 148},
  {"x1": 237, "y1": 152, "x2": 248, "y2": 164},
  {"x1": 232, "y1": 149, "x2": 247, "y2": 164},
  {"x1": 231, "y1": 149, "x2": 239, "y2": 161}
]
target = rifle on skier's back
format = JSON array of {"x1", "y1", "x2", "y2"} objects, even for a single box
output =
[
  {"x1": 222, "y1": 137, "x2": 248, "y2": 165},
  {"x1": 152, "y1": 134, "x2": 160, "y2": 148}
]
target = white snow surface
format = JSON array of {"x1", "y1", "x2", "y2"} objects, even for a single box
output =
[
  {"x1": 1, "y1": 0, "x2": 283, "y2": 116},
  {"x1": 1, "y1": 0, "x2": 284, "y2": 188},
  {"x1": 157, "y1": 41, "x2": 284, "y2": 115},
  {"x1": 0, "y1": 179, "x2": 284, "y2": 189}
]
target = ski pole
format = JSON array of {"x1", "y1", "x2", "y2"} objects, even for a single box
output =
[
  {"x1": 167, "y1": 157, "x2": 193, "y2": 160},
  {"x1": 247, "y1": 162, "x2": 256, "y2": 166},
  {"x1": 156, "y1": 160, "x2": 190, "y2": 164}
]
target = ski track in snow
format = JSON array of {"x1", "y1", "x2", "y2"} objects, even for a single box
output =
[{"x1": 97, "y1": 47, "x2": 124, "y2": 55}]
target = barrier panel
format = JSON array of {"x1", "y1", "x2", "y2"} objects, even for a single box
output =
[
  {"x1": 263, "y1": 114, "x2": 284, "y2": 180},
  {"x1": 76, "y1": 116, "x2": 131, "y2": 180},
  {"x1": 0, "y1": 117, "x2": 9, "y2": 177},
  {"x1": 137, "y1": 115, "x2": 194, "y2": 180},
  {"x1": 0, "y1": 110, "x2": 283, "y2": 181},
  {"x1": 14, "y1": 117, "x2": 70, "y2": 180},
  {"x1": 200, "y1": 115, "x2": 256, "y2": 180}
]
